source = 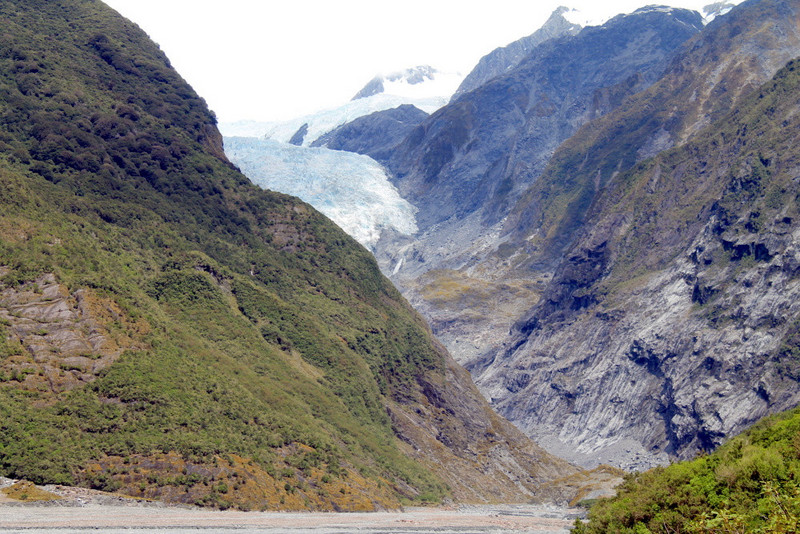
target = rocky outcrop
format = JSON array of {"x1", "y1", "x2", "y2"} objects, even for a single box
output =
[
  {"x1": 0, "y1": 270, "x2": 147, "y2": 393},
  {"x1": 310, "y1": 104, "x2": 428, "y2": 162}
]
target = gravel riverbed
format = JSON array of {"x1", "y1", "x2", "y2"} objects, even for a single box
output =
[{"x1": 0, "y1": 477, "x2": 582, "y2": 532}]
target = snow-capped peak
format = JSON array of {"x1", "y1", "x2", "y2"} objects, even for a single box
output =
[
  {"x1": 562, "y1": 7, "x2": 610, "y2": 28},
  {"x1": 352, "y1": 65, "x2": 463, "y2": 101},
  {"x1": 700, "y1": 1, "x2": 742, "y2": 23}
]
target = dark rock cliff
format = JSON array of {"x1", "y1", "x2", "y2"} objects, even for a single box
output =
[
  {"x1": 476, "y1": 0, "x2": 800, "y2": 468},
  {"x1": 310, "y1": 104, "x2": 428, "y2": 162}
]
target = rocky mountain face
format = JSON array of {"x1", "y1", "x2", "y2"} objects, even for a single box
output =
[
  {"x1": 473, "y1": 0, "x2": 800, "y2": 469},
  {"x1": 387, "y1": 7, "x2": 703, "y2": 234},
  {"x1": 310, "y1": 104, "x2": 429, "y2": 162},
  {"x1": 451, "y1": 7, "x2": 581, "y2": 100},
  {"x1": 345, "y1": 0, "x2": 800, "y2": 471},
  {"x1": 0, "y1": 0, "x2": 585, "y2": 508}
]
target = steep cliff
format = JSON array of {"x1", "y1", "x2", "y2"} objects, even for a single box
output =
[
  {"x1": 481, "y1": 25, "x2": 800, "y2": 469},
  {"x1": 0, "y1": 0, "x2": 579, "y2": 508}
]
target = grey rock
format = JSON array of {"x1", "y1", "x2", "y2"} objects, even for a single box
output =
[
  {"x1": 452, "y1": 7, "x2": 581, "y2": 100},
  {"x1": 311, "y1": 104, "x2": 428, "y2": 162}
]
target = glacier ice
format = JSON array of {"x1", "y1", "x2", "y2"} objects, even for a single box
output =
[{"x1": 224, "y1": 137, "x2": 417, "y2": 248}]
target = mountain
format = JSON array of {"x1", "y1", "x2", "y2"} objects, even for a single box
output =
[
  {"x1": 351, "y1": 66, "x2": 460, "y2": 101},
  {"x1": 473, "y1": 0, "x2": 800, "y2": 469},
  {"x1": 372, "y1": 6, "x2": 704, "y2": 371},
  {"x1": 387, "y1": 7, "x2": 703, "y2": 232},
  {"x1": 219, "y1": 66, "x2": 461, "y2": 148},
  {"x1": 310, "y1": 104, "x2": 429, "y2": 162},
  {"x1": 0, "y1": 0, "x2": 582, "y2": 509},
  {"x1": 451, "y1": 7, "x2": 581, "y2": 100}
]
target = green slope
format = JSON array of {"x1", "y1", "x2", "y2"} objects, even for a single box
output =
[
  {"x1": 574, "y1": 407, "x2": 800, "y2": 532},
  {"x1": 0, "y1": 0, "x2": 579, "y2": 509},
  {"x1": 0, "y1": 0, "x2": 447, "y2": 509}
]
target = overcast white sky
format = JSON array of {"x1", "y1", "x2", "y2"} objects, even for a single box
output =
[{"x1": 101, "y1": 0, "x2": 720, "y2": 123}]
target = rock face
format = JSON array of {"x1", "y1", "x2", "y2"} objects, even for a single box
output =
[
  {"x1": 374, "y1": 7, "x2": 704, "y2": 369},
  {"x1": 471, "y1": 0, "x2": 800, "y2": 468},
  {"x1": 360, "y1": 0, "x2": 800, "y2": 470},
  {"x1": 0, "y1": 271, "x2": 146, "y2": 393},
  {"x1": 310, "y1": 104, "x2": 429, "y2": 162},
  {"x1": 451, "y1": 7, "x2": 581, "y2": 100},
  {"x1": 485, "y1": 56, "x2": 800, "y2": 468}
]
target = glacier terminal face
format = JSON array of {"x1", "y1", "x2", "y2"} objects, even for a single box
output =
[{"x1": 224, "y1": 137, "x2": 417, "y2": 248}]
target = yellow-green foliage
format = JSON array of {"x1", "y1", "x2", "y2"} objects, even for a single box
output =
[
  {"x1": 1, "y1": 480, "x2": 62, "y2": 502},
  {"x1": 574, "y1": 407, "x2": 800, "y2": 533}
]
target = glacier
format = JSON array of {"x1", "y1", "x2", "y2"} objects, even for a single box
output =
[{"x1": 224, "y1": 137, "x2": 417, "y2": 248}]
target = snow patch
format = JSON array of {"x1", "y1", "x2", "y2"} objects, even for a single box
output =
[
  {"x1": 224, "y1": 137, "x2": 417, "y2": 248},
  {"x1": 368, "y1": 67, "x2": 463, "y2": 101}
]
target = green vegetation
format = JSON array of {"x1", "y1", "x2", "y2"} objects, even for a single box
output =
[
  {"x1": 0, "y1": 0, "x2": 449, "y2": 508},
  {"x1": 574, "y1": 407, "x2": 800, "y2": 533}
]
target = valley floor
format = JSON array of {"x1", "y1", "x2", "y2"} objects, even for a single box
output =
[
  {"x1": 0, "y1": 476, "x2": 580, "y2": 533},
  {"x1": 0, "y1": 503, "x2": 580, "y2": 533}
]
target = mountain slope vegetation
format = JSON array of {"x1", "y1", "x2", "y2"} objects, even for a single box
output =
[
  {"x1": 0, "y1": 0, "x2": 576, "y2": 509},
  {"x1": 575, "y1": 406, "x2": 800, "y2": 533}
]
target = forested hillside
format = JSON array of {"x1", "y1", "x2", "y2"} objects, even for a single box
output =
[{"x1": 0, "y1": 0, "x2": 576, "y2": 509}]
